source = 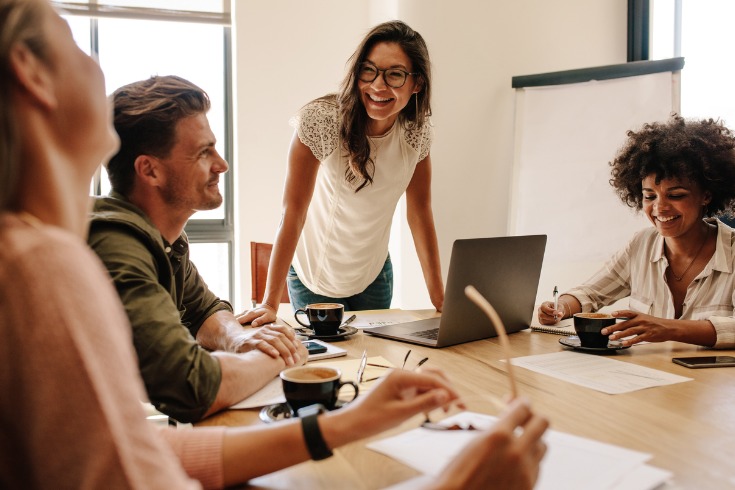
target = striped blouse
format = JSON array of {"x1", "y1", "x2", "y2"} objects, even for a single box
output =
[{"x1": 565, "y1": 219, "x2": 735, "y2": 349}]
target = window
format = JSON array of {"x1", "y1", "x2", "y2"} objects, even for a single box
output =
[
  {"x1": 648, "y1": 0, "x2": 735, "y2": 125},
  {"x1": 56, "y1": 1, "x2": 235, "y2": 301}
]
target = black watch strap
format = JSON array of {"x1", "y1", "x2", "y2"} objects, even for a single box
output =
[{"x1": 298, "y1": 404, "x2": 333, "y2": 461}]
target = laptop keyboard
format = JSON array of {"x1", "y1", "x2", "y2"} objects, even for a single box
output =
[{"x1": 412, "y1": 327, "x2": 439, "y2": 340}]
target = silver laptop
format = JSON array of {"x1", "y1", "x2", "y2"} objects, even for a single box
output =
[{"x1": 364, "y1": 235, "x2": 546, "y2": 348}]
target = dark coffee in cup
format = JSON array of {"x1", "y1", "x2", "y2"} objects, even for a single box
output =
[
  {"x1": 573, "y1": 313, "x2": 615, "y2": 348},
  {"x1": 294, "y1": 303, "x2": 344, "y2": 336},
  {"x1": 280, "y1": 366, "x2": 359, "y2": 414}
]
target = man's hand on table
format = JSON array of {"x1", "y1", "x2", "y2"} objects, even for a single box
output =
[{"x1": 230, "y1": 323, "x2": 306, "y2": 367}]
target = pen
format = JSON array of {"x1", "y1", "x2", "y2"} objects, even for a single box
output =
[
  {"x1": 414, "y1": 357, "x2": 429, "y2": 370},
  {"x1": 342, "y1": 314, "x2": 356, "y2": 327},
  {"x1": 401, "y1": 349, "x2": 411, "y2": 369},
  {"x1": 367, "y1": 363, "x2": 393, "y2": 369},
  {"x1": 357, "y1": 349, "x2": 368, "y2": 383},
  {"x1": 553, "y1": 285, "x2": 559, "y2": 321}
]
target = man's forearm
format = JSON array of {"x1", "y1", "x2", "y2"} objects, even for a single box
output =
[
  {"x1": 196, "y1": 310, "x2": 248, "y2": 352},
  {"x1": 203, "y1": 350, "x2": 286, "y2": 417}
]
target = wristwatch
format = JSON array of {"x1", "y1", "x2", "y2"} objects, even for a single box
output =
[{"x1": 297, "y1": 404, "x2": 333, "y2": 461}]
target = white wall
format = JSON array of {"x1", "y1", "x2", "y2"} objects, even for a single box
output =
[{"x1": 232, "y1": 0, "x2": 627, "y2": 312}]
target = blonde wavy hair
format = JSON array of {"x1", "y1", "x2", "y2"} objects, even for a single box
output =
[{"x1": 0, "y1": 0, "x2": 48, "y2": 211}]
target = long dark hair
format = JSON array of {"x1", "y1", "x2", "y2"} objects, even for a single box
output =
[{"x1": 338, "y1": 20, "x2": 432, "y2": 192}]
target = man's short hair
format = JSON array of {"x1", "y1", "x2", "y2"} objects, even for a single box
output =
[{"x1": 106, "y1": 75, "x2": 210, "y2": 196}]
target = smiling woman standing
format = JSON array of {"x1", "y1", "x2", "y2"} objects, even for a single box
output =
[
  {"x1": 538, "y1": 116, "x2": 735, "y2": 349},
  {"x1": 0, "y1": 2, "x2": 550, "y2": 487},
  {"x1": 242, "y1": 21, "x2": 444, "y2": 325}
]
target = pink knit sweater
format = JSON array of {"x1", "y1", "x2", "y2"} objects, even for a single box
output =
[{"x1": 0, "y1": 214, "x2": 226, "y2": 489}]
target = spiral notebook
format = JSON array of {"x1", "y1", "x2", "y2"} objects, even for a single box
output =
[{"x1": 530, "y1": 317, "x2": 575, "y2": 335}]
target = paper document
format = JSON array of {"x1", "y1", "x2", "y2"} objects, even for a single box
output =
[
  {"x1": 230, "y1": 356, "x2": 394, "y2": 409},
  {"x1": 369, "y1": 412, "x2": 672, "y2": 490},
  {"x1": 383, "y1": 464, "x2": 671, "y2": 490},
  {"x1": 509, "y1": 351, "x2": 692, "y2": 394}
]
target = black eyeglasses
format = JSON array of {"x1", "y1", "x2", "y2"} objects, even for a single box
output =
[{"x1": 358, "y1": 62, "x2": 417, "y2": 88}]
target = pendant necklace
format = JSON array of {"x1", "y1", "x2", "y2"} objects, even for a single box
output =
[{"x1": 667, "y1": 228, "x2": 709, "y2": 281}]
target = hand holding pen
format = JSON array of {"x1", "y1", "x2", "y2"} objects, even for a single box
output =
[{"x1": 537, "y1": 286, "x2": 575, "y2": 325}]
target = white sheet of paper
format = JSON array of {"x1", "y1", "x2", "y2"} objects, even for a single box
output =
[
  {"x1": 382, "y1": 463, "x2": 671, "y2": 490},
  {"x1": 230, "y1": 356, "x2": 394, "y2": 409},
  {"x1": 230, "y1": 377, "x2": 284, "y2": 409},
  {"x1": 369, "y1": 412, "x2": 669, "y2": 490},
  {"x1": 508, "y1": 351, "x2": 692, "y2": 394}
]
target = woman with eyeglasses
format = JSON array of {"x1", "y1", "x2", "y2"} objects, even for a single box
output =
[
  {"x1": 241, "y1": 21, "x2": 444, "y2": 326},
  {"x1": 1, "y1": 2, "x2": 549, "y2": 487}
]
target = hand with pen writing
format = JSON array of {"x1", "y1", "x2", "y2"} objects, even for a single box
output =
[{"x1": 537, "y1": 294, "x2": 581, "y2": 325}]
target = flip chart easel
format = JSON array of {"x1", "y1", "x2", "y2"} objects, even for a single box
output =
[{"x1": 509, "y1": 59, "x2": 684, "y2": 304}]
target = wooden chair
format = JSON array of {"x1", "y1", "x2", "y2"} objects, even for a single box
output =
[{"x1": 250, "y1": 242, "x2": 290, "y2": 308}]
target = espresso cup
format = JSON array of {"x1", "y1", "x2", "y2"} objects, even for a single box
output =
[
  {"x1": 573, "y1": 313, "x2": 616, "y2": 348},
  {"x1": 280, "y1": 366, "x2": 359, "y2": 414},
  {"x1": 294, "y1": 303, "x2": 344, "y2": 336}
]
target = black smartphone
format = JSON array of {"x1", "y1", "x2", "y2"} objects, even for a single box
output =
[
  {"x1": 672, "y1": 356, "x2": 735, "y2": 369},
  {"x1": 303, "y1": 341, "x2": 327, "y2": 355}
]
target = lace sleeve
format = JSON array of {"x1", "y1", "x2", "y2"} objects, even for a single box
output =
[
  {"x1": 289, "y1": 99, "x2": 339, "y2": 161},
  {"x1": 404, "y1": 119, "x2": 434, "y2": 162}
]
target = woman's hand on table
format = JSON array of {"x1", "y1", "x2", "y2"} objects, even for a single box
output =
[
  {"x1": 237, "y1": 304, "x2": 278, "y2": 327},
  {"x1": 604, "y1": 310, "x2": 717, "y2": 347}
]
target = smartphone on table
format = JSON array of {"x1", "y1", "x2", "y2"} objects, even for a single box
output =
[
  {"x1": 303, "y1": 341, "x2": 328, "y2": 355},
  {"x1": 672, "y1": 356, "x2": 735, "y2": 369}
]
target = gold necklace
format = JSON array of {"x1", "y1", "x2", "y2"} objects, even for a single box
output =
[
  {"x1": 370, "y1": 135, "x2": 387, "y2": 159},
  {"x1": 667, "y1": 228, "x2": 710, "y2": 281}
]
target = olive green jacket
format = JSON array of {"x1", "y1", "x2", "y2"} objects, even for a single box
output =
[{"x1": 88, "y1": 192, "x2": 230, "y2": 422}]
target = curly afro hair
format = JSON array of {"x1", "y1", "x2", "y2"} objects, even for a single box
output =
[{"x1": 610, "y1": 115, "x2": 735, "y2": 218}]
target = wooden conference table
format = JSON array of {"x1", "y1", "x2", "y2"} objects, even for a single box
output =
[{"x1": 197, "y1": 308, "x2": 735, "y2": 489}]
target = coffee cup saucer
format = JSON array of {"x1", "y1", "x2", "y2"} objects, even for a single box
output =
[
  {"x1": 305, "y1": 326, "x2": 358, "y2": 342},
  {"x1": 559, "y1": 335, "x2": 630, "y2": 354},
  {"x1": 259, "y1": 400, "x2": 347, "y2": 424}
]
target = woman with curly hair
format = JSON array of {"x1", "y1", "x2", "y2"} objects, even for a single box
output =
[
  {"x1": 241, "y1": 20, "x2": 444, "y2": 326},
  {"x1": 537, "y1": 115, "x2": 735, "y2": 348}
]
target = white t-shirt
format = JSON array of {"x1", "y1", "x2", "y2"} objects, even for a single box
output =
[{"x1": 290, "y1": 98, "x2": 433, "y2": 297}]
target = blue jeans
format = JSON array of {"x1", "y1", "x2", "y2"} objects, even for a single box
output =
[{"x1": 287, "y1": 255, "x2": 393, "y2": 311}]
